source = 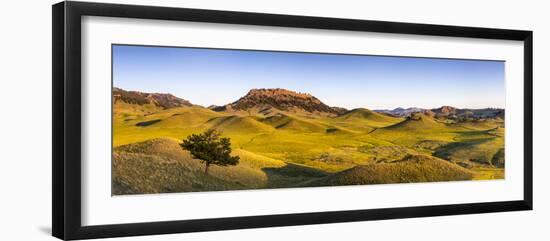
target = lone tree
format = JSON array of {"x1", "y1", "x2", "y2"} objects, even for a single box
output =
[{"x1": 180, "y1": 129, "x2": 239, "y2": 175}]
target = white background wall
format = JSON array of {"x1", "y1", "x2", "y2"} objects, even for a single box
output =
[{"x1": 0, "y1": 0, "x2": 547, "y2": 240}]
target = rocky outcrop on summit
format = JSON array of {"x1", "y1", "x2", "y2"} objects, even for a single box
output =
[{"x1": 216, "y1": 88, "x2": 347, "y2": 115}]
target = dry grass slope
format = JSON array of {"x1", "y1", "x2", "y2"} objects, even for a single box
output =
[
  {"x1": 301, "y1": 155, "x2": 473, "y2": 187},
  {"x1": 113, "y1": 138, "x2": 267, "y2": 194},
  {"x1": 113, "y1": 138, "x2": 329, "y2": 194}
]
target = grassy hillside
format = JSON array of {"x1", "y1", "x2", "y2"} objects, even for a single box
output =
[
  {"x1": 300, "y1": 155, "x2": 474, "y2": 187},
  {"x1": 113, "y1": 138, "x2": 328, "y2": 194},
  {"x1": 434, "y1": 137, "x2": 504, "y2": 166},
  {"x1": 206, "y1": 115, "x2": 275, "y2": 133},
  {"x1": 260, "y1": 113, "x2": 327, "y2": 132},
  {"x1": 337, "y1": 108, "x2": 403, "y2": 127},
  {"x1": 112, "y1": 93, "x2": 505, "y2": 195}
]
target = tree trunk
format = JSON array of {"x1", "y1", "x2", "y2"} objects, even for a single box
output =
[{"x1": 204, "y1": 163, "x2": 210, "y2": 175}]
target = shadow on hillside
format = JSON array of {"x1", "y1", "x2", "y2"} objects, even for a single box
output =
[
  {"x1": 261, "y1": 163, "x2": 328, "y2": 188},
  {"x1": 433, "y1": 138, "x2": 496, "y2": 165},
  {"x1": 434, "y1": 141, "x2": 477, "y2": 160},
  {"x1": 135, "y1": 119, "x2": 162, "y2": 127}
]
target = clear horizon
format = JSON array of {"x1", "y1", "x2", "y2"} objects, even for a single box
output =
[{"x1": 113, "y1": 45, "x2": 505, "y2": 110}]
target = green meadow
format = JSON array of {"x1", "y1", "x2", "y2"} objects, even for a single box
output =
[{"x1": 112, "y1": 96, "x2": 505, "y2": 195}]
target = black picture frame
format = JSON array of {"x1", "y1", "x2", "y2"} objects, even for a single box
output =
[{"x1": 52, "y1": 1, "x2": 533, "y2": 240}]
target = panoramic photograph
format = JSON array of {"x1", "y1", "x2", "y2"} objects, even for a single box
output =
[{"x1": 112, "y1": 44, "x2": 505, "y2": 195}]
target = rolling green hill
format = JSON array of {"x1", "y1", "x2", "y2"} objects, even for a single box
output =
[
  {"x1": 206, "y1": 115, "x2": 276, "y2": 133},
  {"x1": 384, "y1": 112, "x2": 445, "y2": 131},
  {"x1": 337, "y1": 108, "x2": 403, "y2": 127},
  {"x1": 112, "y1": 87, "x2": 505, "y2": 194},
  {"x1": 260, "y1": 113, "x2": 328, "y2": 132}
]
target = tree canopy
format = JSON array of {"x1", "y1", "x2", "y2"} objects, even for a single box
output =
[{"x1": 180, "y1": 129, "x2": 239, "y2": 174}]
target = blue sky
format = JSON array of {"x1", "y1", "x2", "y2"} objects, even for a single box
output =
[{"x1": 113, "y1": 45, "x2": 505, "y2": 109}]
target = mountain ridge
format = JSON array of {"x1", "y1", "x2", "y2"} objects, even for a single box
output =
[
  {"x1": 113, "y1": 87, "x2": 193, "y2": 109},
  {"x1": 113, "y1": 87, "x2": 503, "y2": 120},
  {"x1": 375, "y1": 106, "x2": 504, "y2": 120},
  {"x1": 212, "y1": 88, "x2": 348, "y2": 116}
]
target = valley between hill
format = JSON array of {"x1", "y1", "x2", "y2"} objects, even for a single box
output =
[{"x1": 112, "y1": 88, "x2": 504, "y2": 195}]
